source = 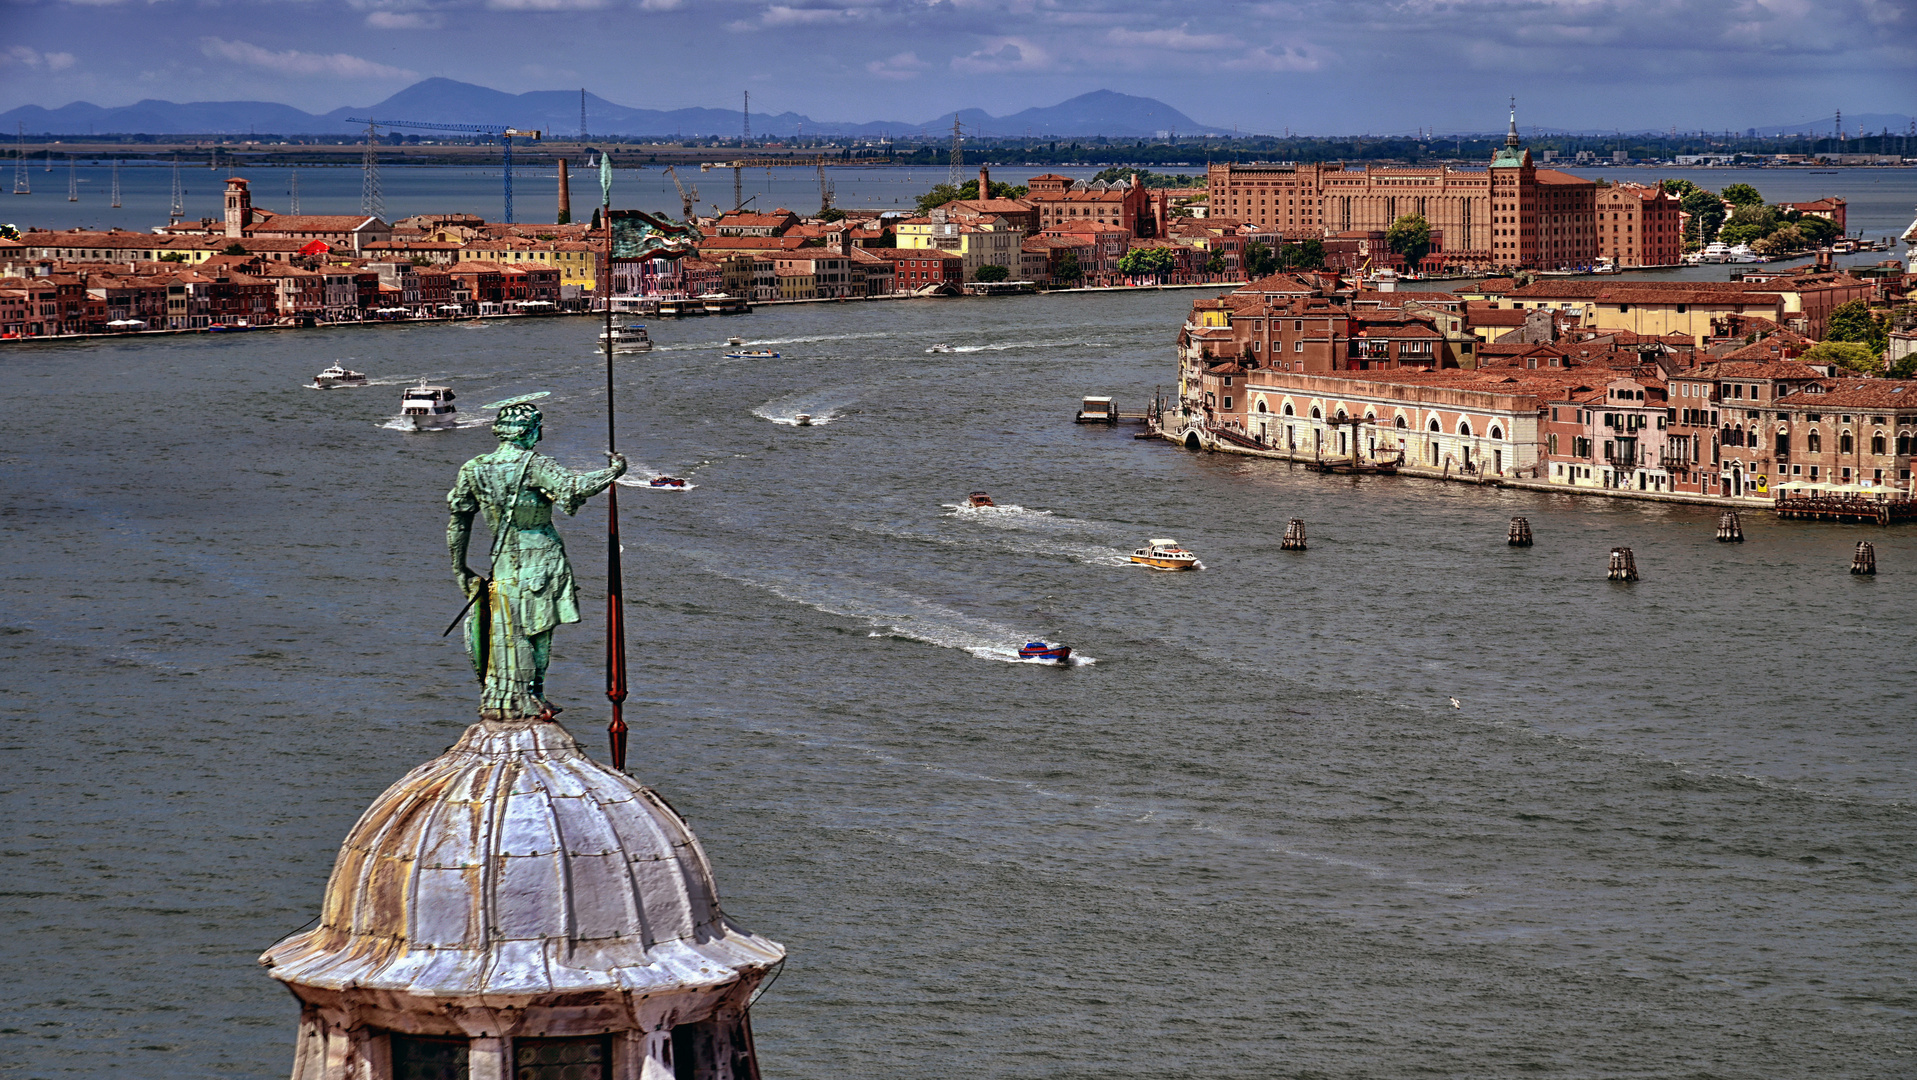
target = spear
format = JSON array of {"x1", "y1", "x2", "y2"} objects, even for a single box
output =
[{"x1": 599, "y1": 149, "x2": 628, "y2": 772}]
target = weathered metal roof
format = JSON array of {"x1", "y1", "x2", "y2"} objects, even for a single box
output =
[{"x1": 261, "y1": 719, "x2": 783, "y2": 998}]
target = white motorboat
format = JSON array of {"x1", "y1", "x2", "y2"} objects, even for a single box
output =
[
  {"x1": 597, "y1": 323, "x2": 653, "y2": 352},
  {"x1": 1130, "y1": 538, "x2": 1199, "y2": 571},
  {"x1": 1697, "y1": 242, "x2": 1732, "y2": 264},
  {"x1": 399, "y1": 379, "x2": 458, "y2": 431},
  {"x1": 1725, "y1": 244, "x2": 1763, "y2": 264},
  {"x1": 313, "y1": 363, "x2": 367, "y2": 389},
  {"x1": 925, "y1": 343, "x2": 955, "y2": 354}
]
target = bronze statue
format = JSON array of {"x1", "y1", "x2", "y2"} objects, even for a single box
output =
[{"x1": 447, "y1": 402, "x2": 625, "y2": 719}]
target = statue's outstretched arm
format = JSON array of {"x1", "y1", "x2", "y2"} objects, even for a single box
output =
[
  {"x1": 447, "y1": 466, "x2": 483, "y2": 598},
  {"x1": 535, "y1": 453, "x2": 629, "y2": 515}
]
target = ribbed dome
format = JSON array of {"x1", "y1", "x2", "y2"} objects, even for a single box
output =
[{"x1": 262, "y1": 719, "x2": 783, "y2": 998}]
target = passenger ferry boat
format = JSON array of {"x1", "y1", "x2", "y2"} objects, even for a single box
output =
[
  {"x1": 313, "y1": 364, "x2": 367, "y2": 389},
  {"x1": 1130, "y1": 538, "x2": 1199, "y2": 570},
  {"x1": 1017, "y1": 641, "x2": 1072, "y2": 663},
  {"x1": 597, "y1": 324, "x2": 653, "y2": 352},
  {"x1": 399, "y1": 379, "x2": 458, "y2": 431}
]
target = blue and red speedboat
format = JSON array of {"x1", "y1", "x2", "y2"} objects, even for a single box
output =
[{"x1": 1017, "y1": 641, "x2": 1071, "y2": 663}]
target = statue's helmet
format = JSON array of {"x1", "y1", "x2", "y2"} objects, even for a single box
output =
[{"x1": 492, "y1": 401, "x2": 543, "y2": 443}]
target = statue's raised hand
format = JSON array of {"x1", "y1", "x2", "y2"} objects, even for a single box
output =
[{"x1": 607, "y1": 451, "x2": 629, "y2": 479}]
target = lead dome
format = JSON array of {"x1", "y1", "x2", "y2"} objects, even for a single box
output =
[{"x1": 262, "y1": 718, "x2": 783, "y2": 1080}]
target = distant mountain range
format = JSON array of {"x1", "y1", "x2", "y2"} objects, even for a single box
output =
[{"x1": 0, "y1": 80, "x2": 1226, "y2": 139}]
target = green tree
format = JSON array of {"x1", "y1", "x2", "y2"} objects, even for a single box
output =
[
  {"x1": 590, "y1": 207, "x2": 602, "y2": 230},
  {"x1": 223, "y1": 242, "x2": 248, "y2": 255},
  {"x1": 915, "y1": 178, "x2": 1029, "y2": 214},
  {"x1": 817, "y1": 207, "x2": 846, "y2": 222},
  {"x1": 1802, "y1": 340, "x2": 1880, "y2": 373},
  {"x1": 1660, "y1": 178, "x2": 1700, "y2": 197},
  {"x1": 1385, "y1": 213, "x2": 1432, "y2": 270},
  {"x1": 1053, "y1": 250, "x2": 1083, "y2": 284},
  {"x1": 1205, "y1": 252, "x2": 1226, "y2": 275},
  {"x1": 974, "y1": 264, "x2": 1010, "y2": 282},
  {"x1": 1117, "y1": 245, "x2": 1178, "y2": 280},
  {"x1": 1719, "y1": 183, "x2": 1765, "y2": 206},
  {"x1": 158, "y1": 252, "x2": 188, "y2": 263},
  {"x1": 1794, "y1": 215, "x2": 1840, "y2": 245},
  {"x1": 1243, "y1": 240, "x2": 1277, "y2": 278},
  {"x1": 1825, "y1": 300, "x2": 1889, "y2": 354},
  {"x1": 1276, "y1": 237, "x2": 1325, "y2": 271},
  {"x1": 1681, "y1": 189, "x2": 1726, "y2": 245}
]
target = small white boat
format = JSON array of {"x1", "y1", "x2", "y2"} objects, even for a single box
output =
[
  {"x1": 1725, "y1": 244, "x2": 1762, "y2": 264},
  {"x1": 925, "y1": 343, "x2": 955, "y2": 354},
  {"x1": 399, "y1": 378, "x2": 458, "y2": 431},
  {"x1": 727, "y1": 335, "x2": 746, "y2": 346},
  {"x1": 314, "y1": 363, "x2": 367, "y2": 389},
  {"x1": 726, "y1": 349, "x2": 780, "y2": 360},
  {"x1": 1697, "y1": 242, "x2": 1731, "y2": 264},
  {"x1": 598, "y1": 323, "x2": 653, "y2": 352},
  {"x1": 793, "y1": 414, "x2": 813, "y2": 427},
  {"x1": 1130, "y1": 538, "x2": 1199, "y2": 571}
]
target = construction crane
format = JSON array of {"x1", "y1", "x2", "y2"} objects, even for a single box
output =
[
  {"x1": 663, "y1": 165, "x2": 698, "y2": 223},
  {"x1": 699, "y1": 156, "x2": 890, "y2": 217},
  {"x1": 345, "y1": 116, "x2": 542, "y2": 223}
]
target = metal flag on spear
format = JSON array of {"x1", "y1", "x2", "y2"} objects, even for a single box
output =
[{"x1": 599, "y1": 149, "x2": 629, "y2": 772}]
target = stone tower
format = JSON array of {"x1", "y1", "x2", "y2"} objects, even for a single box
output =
[
  {"x1": 260, "y1": 718, "x2": 785, "y2": 1080},
  {"x1": 225, "y1": 177, "x2": 252, "y2": 238}
]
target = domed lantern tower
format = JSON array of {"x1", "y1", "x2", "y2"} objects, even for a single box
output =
[{"x1": 260, "y1": 718, "x2": 784, "y2": 1080}]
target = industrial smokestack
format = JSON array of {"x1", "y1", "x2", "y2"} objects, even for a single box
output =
[
  {"x1": 978, "y1": 163, "x2": 990, "y2": 198},
  {"x1": 557, "y1": 158, "x2": 572, "y2": 225}
]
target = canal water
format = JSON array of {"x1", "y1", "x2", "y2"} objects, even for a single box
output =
[{"x1": 3, "y1": 292, "x2": 1914, "y2": 1078}]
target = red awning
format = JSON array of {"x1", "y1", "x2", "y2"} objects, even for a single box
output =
[{"x1": 298, "y1": 240, "x2": 331, "y2": 255}]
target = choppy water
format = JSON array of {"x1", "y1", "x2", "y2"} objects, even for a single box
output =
[{"x1": 3, "y1": 293, "x2": 1914, "y2": 1078}]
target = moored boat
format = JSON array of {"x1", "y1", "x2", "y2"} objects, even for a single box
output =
[
  {"x1": 313, "y1": 363, "x2": 367, "y2": 389},
  {"x1": 399, "y1": 378, "x2": 458, "y2": 431},
  {"x1": 1130, "y1": 538, "x2": 1199, "y2": 570},
  {"x1": 1075, "y1": 396, "x2": 1116, "y2": 424},
  {"x1": 967, "y1": 491, "x2": 996, "y2": 508},
  {"x1": 598, "y1": 323, "x2": 653, "y2": 352},
  {"x1": 1017, "y1": 641, "x2": 1072, "y2": 663}
]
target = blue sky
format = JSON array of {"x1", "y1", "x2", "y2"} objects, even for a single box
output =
[{"x1": 0, "y1": 0, "x2": 1911, "y2": 133}]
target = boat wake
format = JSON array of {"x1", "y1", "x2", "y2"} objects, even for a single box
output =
[
  {"x1": 377, "y1": 415, "x2": 492, "y2": 432},
  {"x1": 753, "y1": 392, "x2": 856, "y2": 427},
  {"x1": 686, "y1": 555, "x2": 1096, "y2": 666},
  {"x1": 945, "y1": 339, "x2": 1107, "y2": 354},
  {"x1": 615, "y1": 469, "x2": 699, "y2": 491},
  {"x1": 941, "y1": 501, "x2": 1053, "y2": 520}
]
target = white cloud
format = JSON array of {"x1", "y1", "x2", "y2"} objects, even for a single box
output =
[
  {"x1": 200, "y1": 38, "x2": 418, "y2": 81},
  {"x1": 638, "y1": 0, "x2": 684, "y2": 9},
  {"x1": 366, "y1": 11, "x2": 444, "y2": 29},
  {"x1": 486, "y1": 0, "x2": 611, "y2": 8},
  {"x1": 951, "y1": 36, "x2": 1052, "y2": 73},
  {"x1": 866, "y1": 50, "x2": 929, "y2": 79},
  {"x1": 2, "y1": 46, "x2": 77, "y2": 72},
  {"x1": 1105, "y1": 26, "x2": 1238, "y2": 52}
]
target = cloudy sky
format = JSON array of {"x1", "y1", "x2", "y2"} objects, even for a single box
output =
[{"x1": 0, "y1": 0, "x2": 1910, "y2": 133}]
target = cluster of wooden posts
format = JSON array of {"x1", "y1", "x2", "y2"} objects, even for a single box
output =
[{"x1": 1278, "y1": 511, "x2": 1882, "y2": 577}]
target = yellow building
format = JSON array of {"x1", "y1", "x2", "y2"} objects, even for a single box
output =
[
  {"x1": 1584, "y1": 288, "x2": 1784, "y2": 340},
  {"x1": 894, "y1": 210, "x2": 1022, "y2": 282}
]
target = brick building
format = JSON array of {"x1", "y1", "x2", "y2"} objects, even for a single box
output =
[{"x1": 1594, "y1": 182, "x2": 1684, "y2": 268}]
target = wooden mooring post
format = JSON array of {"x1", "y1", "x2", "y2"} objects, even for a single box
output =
[
  {"x1": 1716, "y1": 512, "x2": 1744, "y2": 543},
  {"x1": 1281, "y1": 519, "x2": 1307, "y2": 551},
  {"x1": 1607, "y1": 546, "x2": 1638, "y2": 582},
  {"x1": 1850, "y1": 541, "x2": 1876, "y2": 576},
  {"x1": 1507, "y1": 516, "x2": 1533, "y2": 547}
]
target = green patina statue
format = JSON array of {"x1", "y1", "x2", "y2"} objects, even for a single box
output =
[{"x1": 447, "y1": 402, "x2": 626, "y2": 719}]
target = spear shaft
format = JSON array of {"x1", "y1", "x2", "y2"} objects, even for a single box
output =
[{"x1": 602, "y1": 155, "x2": 628, "y2": 772}]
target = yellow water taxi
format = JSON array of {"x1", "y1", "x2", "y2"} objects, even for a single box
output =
[{"x1": 1130, "y1": 539, "x2": 1198, "y2": 570}]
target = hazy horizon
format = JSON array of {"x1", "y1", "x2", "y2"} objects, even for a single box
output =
[{"x1": 1, "y1": 0, "x2": 1911, "y2": 135}]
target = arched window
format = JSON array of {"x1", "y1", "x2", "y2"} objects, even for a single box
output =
[
  {"x1": 1458, "y1": 420, "x2": 1473, "y2": 437},
  {"x1": 1395, "y1": 416, "x2": 1407, "y2": 429},
  {"x1": 1256, "y1": 400, "x2": 1267, "y2": 413},
  {"x1": 1871, "y1": 433, "x2": 1885, "y2": 455},
  {"x1": 1840, "y1": 432, "x2": 1854, "y2": 454},
  {"x1": 1428, "y1": 418, "x2": 1441, "y2": 432},
  {"x1": 1490, "y1": 426, "x2": 1503, "y2": 441},
  {"x1": 1283, "y1": 402, "x2": 1294, "y2": 416},
  {"x1": 1807, "y1": 430, "x2": 1822, "y2": 453},
  {"x1": 1310, "y1": 406, "x2": 1322, "y2": 419},
  {"x1": 1336, "y1": 408, "x2": 1348, "y2": 421}
]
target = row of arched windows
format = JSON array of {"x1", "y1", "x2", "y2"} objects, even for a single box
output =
[{"x1": 1249, "y1": 399, "x2": 1506, "y2": 439}]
